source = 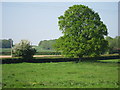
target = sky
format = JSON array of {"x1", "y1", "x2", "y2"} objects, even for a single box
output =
[{"x1": 1, "y1": 2, "x2": 118, "y2": 45}]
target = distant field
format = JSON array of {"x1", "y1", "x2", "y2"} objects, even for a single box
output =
[
  {"x1": 0, "y1": 48, "x2": 119, "y2": 56},
  {"x1": 0, "y1": 48, "x2": 11, "y2": 55},
  {"x1": 0, "y1": 47, "x2": 61, "y2": 55},
  {"x1": 0, "y1": 47, "x2": 55, "y2": 53},
  {"x1": 0, "y1": 48, "x2": 11, "y2": 52},
  {"x1": 2, "y1": 59, "x2": 119, "y2": 88}
]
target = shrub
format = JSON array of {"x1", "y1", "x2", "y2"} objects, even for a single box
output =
[{"x1": 12, "y1": 40, "x2": 36, "y2": 60}]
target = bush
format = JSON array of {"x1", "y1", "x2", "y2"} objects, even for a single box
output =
[{"x1": 12, "y1": 40, "x2": 36, "y2": 60}]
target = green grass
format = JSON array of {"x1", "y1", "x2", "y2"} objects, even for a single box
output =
[
  {"x1": 0, "y1": 47, "x2": 55, "y2": 53},
  {"x1": 0, "y1": 48, "x2": 11, "y2": 52},
  {"x1": 2, "y1": 59, "x2": 119, "y2": 88},
  {"x1": 0, "y1": 47, "x2": 57, "y2": 55},
  {"x1": 98, "y1": 59, "x2": 120, "y2": 63}
]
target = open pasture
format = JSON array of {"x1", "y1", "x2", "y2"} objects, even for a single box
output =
[{"x1": 2, "y1": 59, "x2": 119, "y2": 88}]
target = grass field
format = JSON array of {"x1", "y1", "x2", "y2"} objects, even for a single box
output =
[
  {"x1": 0, "y1": 47, "x2": 59, "y2": 55},
  {"x1": 2, "y1": 59, "x2": 119, "y2": 88},
  {"x1": 0, "y1": 48, "x2": 11, "y2": 52},
  {"x1": 0, "y1": 47, "x2": 54, "y2": 53}
]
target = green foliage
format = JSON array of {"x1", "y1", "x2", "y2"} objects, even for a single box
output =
[
  {"x1": 0, "y1": 39, "x2": 13, "y2": 48},
  {"x1": 114, "y1": 36, "x2": 120, "y2": 48},
  {"x1": 12, "y1": 40, "x2": 36, "y2": 59},
  {"x1": 38, "y1": 39, "x2": 56, "y2": 50},
  {"x1": 55, "y1": 5, "x2": 108, "y2": 58},
  {"x1": 106, "y1": 36, "x2": 120, "y2": 54},
  {"x1": 2, "y1": 61, "x2": 118, "y2": 88}
]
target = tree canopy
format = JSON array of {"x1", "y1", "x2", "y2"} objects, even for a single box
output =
[{"x1": 54, "y1": 5, "x2": 108, "y2": 58}]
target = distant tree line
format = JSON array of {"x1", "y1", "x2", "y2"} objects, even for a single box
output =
[
  {"x1": 1, "y1": 36, "x2": 119, "y2": 55},
  {"x1": 38, "y1": 39, "x2": 56, "y2": 50},
  {"x1": 105, "y1": 36, "x2": 120, "y2": 54},
  {"x1": 0, "y1": 39, "x2": 13, "y2": 48}
]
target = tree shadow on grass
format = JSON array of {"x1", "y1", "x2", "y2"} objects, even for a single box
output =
[{"x1": 2, "y1": 55, "x2": 120, "y2": 64}]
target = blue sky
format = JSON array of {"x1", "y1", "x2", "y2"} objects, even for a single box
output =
[{"x1": 2, "y1": 2, "x2": 118, "y2": 45}]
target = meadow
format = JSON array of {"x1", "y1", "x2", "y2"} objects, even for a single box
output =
[
  {"x1": 0, "y1": 47, "x2": 56, "y2": 53},
  {"x1": 2, "y1": 59, "x2": 119, "y2": 88},
  {"x1": 0, "y1": 47, "x2": 61, "y2": 55}
]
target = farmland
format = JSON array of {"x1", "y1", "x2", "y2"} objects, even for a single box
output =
[
  {"x1": 1, "y1": 2, "x2": 120, "y2": 89},
  {"x1": 0, "y1": 47, "x2": 61, "y2": 55},
  {"x1": 1, "y1": 38, "x2": 119, "y2": 88},
  {"x1": 2, "y1": 59, "x2": 119, "y2": 88}
]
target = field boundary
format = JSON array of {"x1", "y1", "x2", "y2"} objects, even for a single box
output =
[
  {"x1": 0, "y1": 55, "x2": 62, "y2": 58},
  {"x1": 1, "y1": 55, "x2": 120, "y2": 64}
]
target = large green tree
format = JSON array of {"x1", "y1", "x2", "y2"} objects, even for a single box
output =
[{"x1": 55, "y1": 5, "x2": 108, "y2": 58}]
